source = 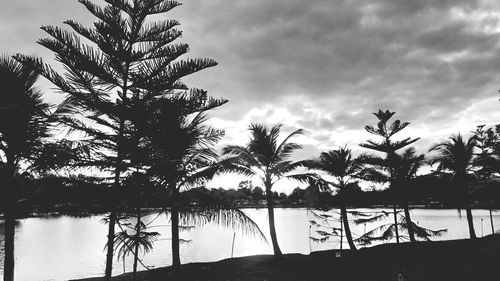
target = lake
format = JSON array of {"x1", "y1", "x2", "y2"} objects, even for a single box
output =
[{"x1": 0, "y1": 208, "x2": 498, "y2": 281}]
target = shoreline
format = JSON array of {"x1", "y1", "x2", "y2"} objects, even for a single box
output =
[
  {"x1": 0, "y1": 205, "x2": 498, "y2": 220},
  {"x1": 73, "y1": 234, "x2": 500, "y2": 281}
]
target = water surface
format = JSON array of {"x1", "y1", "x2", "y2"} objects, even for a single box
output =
[{"x1": 0, "y1": 208, "x2": 498, "y2": 281}]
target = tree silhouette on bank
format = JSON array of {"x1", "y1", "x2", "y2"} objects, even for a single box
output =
[
  {"x1": 0, "y1": 55, "x2": 53, "y2": 281},
  {"x1": 360, "y1": 110, "x2": 419, "y2": 243},
  {"x1": 222, "y1": 124, "x2": 316, "y2": 256},
  {"x1": 302, "y1": 147, "x2": 362, "y2": 250},
  {"x1": 429, "y1": 134, "x2": 478, "y2": 239},
  {"x1": 17, "y1": 0, "x2": 218, "y2": 279}
]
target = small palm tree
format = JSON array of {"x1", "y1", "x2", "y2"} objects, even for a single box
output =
[
  {"x1": 222, "y1": 123, "x2": 315, "y2": 256},
  {"x1": 0, "y1": 55, "x2": 51, "y2": 281},
  {"x1": 303, "y1": 147, "x2": 362, "y2": 250},
  {"x1": 429, "y1": 134, "x2": 477, "y2": 239},
  {"x1": 114, "y1": 214, "x2": 160, "y2": 281}
]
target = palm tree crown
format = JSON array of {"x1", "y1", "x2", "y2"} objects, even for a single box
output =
[
  {"x1": 0, "y1": 55, "x2": 51, "y2": 169},
  {"x1": 222, "y1": 124, "x2": 308, "y2": 184},
  {"x1": 429, "y1": 134, "x2": 477, "y2": 177},
  {"x1": 429, "y1": 133, "x2": 478, "y2": 239},
  {"x1": 305, "y1": 147, "x2": 363, "y2": 187}
]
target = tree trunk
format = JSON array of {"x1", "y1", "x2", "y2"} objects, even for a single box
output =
[
  {"x1": 393, "y1": 204, "x2": 400, "y2": 243},
  {"x1": 489, "y1": 209, "x2": 495, "y2": 234},
  {"x1": 171, "y1": 187, "x2": 181, "y2": 267},
  {"x1": 465, "y1": 207, "x2": 477, "y2": 239},
  {"x1": 403, "y1": 204, "x2": 416, "y2": 243},
  {"x1": 339, "y1": 210, "x2": 343, "y2": 250},
  {"x1": 462, "y1": 185, "x2": 476, "y2": 239},
  {"x1": 4, "y1": 206, "x2": 15, "y2": 281},
  {"x1": 105, "y1": 120, "x2": 124, "y2": 281},
  {"x1": 340, "y1": 206, "x2": 356, "y2": 250},
  {"x1": 132, "y1": 208, "x2": 141, "y2": 281},
  {"x1": 4, "y1": 164, "x2": 16, "y2": 281},
  {"x1": 104, "y1": 211, "x2": 117, "y2": 280},
  {"x1": 265, "y1": 182, "x2": 282, "y2": 257}
]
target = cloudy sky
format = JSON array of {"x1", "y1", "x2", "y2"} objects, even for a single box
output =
[{"x1": 2, "y1": 0, "x2": 500, "y2": 192}]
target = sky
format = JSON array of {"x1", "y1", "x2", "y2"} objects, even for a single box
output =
[{"x1": 2, "y1": 0, "x2": 500, "y2": 193}]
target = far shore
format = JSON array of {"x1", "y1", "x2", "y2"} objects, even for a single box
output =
[
  {"x1": 1, "y1": 204, "x2": 498, "y2": 220},
  {"x1": 73, "y1": 234, "x2": 500, "y2": 281}
]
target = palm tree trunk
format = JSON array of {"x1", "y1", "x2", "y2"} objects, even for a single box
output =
[
  {"x1": 403, "y1": 204, "x2": 416, "y2": 242},
  {"x1": 393, "y1": 204, "x2": 400, "y2": 243},
  {"x1": 132, "y1": 208, "x2": 141, "y2": 281},
  {"x1": 340, "y1": 206, "x2": 356, "y2": 250},
  {"x1": 171, "y1": 206, "x2": 180, "y2": 266},
  {"x1": 4, "y1": 206, "x2": 15, "y2": 281},
  {"x1": 171, "y1": 186, "x2": 181, "y2": 267},
  {"x1": 4, "y1": 164, "x2": 16, "y2": 281},
  {"x1": 265, "y1": 182, "x2": 282, "y2": 257},
  {"x1": 339, "y1": 210, "x2": 343, "y2": 250},
  {"x1": 462, "y1": 185, "x2": 476, "y2": 239},
  {"x1": 465, "y1": 207, "x2": 476, "y2": 239},
  {"x1": 490, "y1": 209, "x2": 495, "y2": 234}
]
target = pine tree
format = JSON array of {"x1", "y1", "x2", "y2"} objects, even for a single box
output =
[
  {"x1": 17, "y1": 0, "x2": 218, "y2": 279},
  {"x1": 360, "y1": 110, "x2": 419, "y2": 243}
]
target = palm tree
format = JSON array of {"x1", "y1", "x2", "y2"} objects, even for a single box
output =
[
  {"x1": 113, "y1": 211, "x2": 160, "y2": 281},
  {"x1": 429, "y1": 134, "x2": 478, "y2": 239},
  {"x1": 302, "y1": 147, "x2": 362, "y2": 250},
  {"x1": 0, "y1": 55, "x2": 51, "y2": 281},
  {"x1": 18, "y1": 0, "x2": 219, "y2": 278},
  {"x1": 222, "y1": 124, "x2": 315, "y2": 256},
  {"x1": 360, "y1": 109, "x2": 419, "y2": 243}
]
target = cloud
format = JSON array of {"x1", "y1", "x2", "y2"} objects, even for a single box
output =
[{"x1": 2, "y1": 0, "x2": 500, "y2": 192}]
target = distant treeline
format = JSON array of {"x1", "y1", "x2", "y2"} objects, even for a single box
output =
[{"x1": 11, "y1": 175, "x2": 500, "y2": 216}]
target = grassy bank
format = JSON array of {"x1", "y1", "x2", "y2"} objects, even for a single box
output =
[{"x1": 74, "y1": 234, "x2": 500, "y2": 281}]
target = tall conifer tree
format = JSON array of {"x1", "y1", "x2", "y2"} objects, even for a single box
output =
[
  {"x1": 17, "y1": 0, "x2": 218, "y2": 279},
  {"x1": 360, "y1": 110, "x2": 419, "y2": 243}
]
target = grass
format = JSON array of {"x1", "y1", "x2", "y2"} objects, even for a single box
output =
[{"x1": 73, "y1": 234, "x2": 500, "y2": 281}]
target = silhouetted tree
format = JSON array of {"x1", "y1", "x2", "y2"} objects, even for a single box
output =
[
  {"x1": 472, "y1": 125, "x2": 499, "y2": 233},
  {"x1": 0, "y1": 55, "x2": 52, "y2": 281},
  {"x1": 134, "y1": 96, "x2": 265, "y2": 267},
  {"x1": 17, "y1": 0, "x2": 218, "y2": 278},
  {"x1": 221, "y1": 124, "x2": 315, "y2": 257},
  {"x1": 360, "y1": 110, "x2": 419, "y2": 243},
  {"x1": 113, "y1": 212, "x2": 160, "y2": 281},
  {"x1": 303, "y1": 147, "x2": 362, "y2": 250},
  {"x1": 357, "y1": 147, "x2": 446, "y2": 243},
  {"x1": 430, "y1": 134, "x2": 478, "y2": 239}
]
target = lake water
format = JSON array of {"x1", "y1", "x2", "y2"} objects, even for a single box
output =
[{"x1": 0, "y1": 208, "x2": 499, "y2": 281}]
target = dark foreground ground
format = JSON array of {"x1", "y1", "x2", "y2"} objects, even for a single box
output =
[{"x1": 74, "y1": 234, "x2": 500, "y2": 281}]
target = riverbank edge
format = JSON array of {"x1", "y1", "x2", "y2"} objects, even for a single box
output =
[
  {"x1": 2, "y1": 205, "x2": 499, "y2": 220},
  {"x1": 73, "y1": 234, "x2": 500, "y2": 281}
]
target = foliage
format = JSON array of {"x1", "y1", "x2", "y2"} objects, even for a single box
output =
[
  {"x1": 353, "y1": 211, "x2": 447, "y2": 245},
  {"x1": 114, "y1": 221, "x2": 160, "y2": 261}
]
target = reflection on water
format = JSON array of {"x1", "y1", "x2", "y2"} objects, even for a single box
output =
[{"x1": 0, "y1": 208, "x2": 498, "y2": 281}]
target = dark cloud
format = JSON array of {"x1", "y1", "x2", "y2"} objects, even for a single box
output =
[{"x1": 2, "y1": 0, "x2": 500, "y2": 160}]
